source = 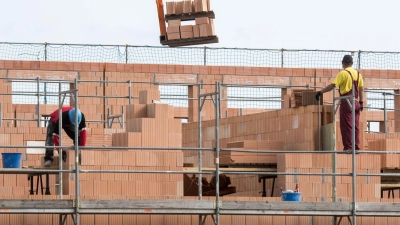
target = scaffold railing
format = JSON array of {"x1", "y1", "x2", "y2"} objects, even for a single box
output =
[{"x1": 1, "y1": 42, "x2": 400, "y2": 69}]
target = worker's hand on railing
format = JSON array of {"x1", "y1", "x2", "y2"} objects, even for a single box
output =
[{"x1": 315, "y1": 91, "x2": 322, "y2": 101}]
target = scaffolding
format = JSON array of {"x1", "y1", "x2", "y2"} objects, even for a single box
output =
[{"x1": 1, "y1": 78, "x2": 400, "y2": 225}]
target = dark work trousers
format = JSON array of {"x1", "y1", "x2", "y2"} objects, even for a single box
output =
[
  {"x1": 339, "y1": 99, "x2": 360, "y2": 150},
  {"x1": 339, "y1": 74, "x2": 361, "y2": 151},
  {"x1": 44, "y1": 120, "x2": 77, "y2": 162}
]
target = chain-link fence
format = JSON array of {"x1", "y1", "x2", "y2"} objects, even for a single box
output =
[
  {"x1": 2, "y1": 42, "x2": 400, "y2": 69},
  {"x1": 12, "y1": 81, "x2": 70, "y2": 105}
]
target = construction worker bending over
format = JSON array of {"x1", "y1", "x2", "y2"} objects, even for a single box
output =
[
  {"x1": 315, "y1": 55, "x2": 364, "y2": 152},
  {"x1": 44, "y1": 106, "x2": 87, "y2": 166}
]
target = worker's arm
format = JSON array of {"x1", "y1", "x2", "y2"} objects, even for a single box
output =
[
  {"x1": 358, "y1": 86, "x2": 364, "y2": 102},
  {"x1": 78, "y1": 114, "x2": 87, "y2": 146},
  {"x1": 319, "y1": 83, "x2": 336, "y2": 94}
]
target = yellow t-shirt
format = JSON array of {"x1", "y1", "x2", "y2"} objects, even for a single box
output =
[{"x1": 332, "y1": 67, "x2": 364, "y2": 95}]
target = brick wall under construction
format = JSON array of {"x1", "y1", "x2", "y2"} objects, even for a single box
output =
[{"x1": 1, "y1": 60, "x2": 400, "y2": 224}]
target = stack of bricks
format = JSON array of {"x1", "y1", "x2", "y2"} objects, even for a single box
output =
[
  {"x1": 103, "y1": 89, "x2": 184, "y2": 197},
  {"x1": 291, "y1": 89, "x2": 319, "y2": 108},
  {"x1": 183, "y1": 105, "x2": 333, "y2": 168},
  {"x1": 195, "y1": 17, "x2": 215, "y2": 38},
  {"x1": 166, "y1": 0, "x2": 210, "y2": 15},
  {"x1": 167, "y1": 17, "x2": 215, "y2": 41},
  {"x1": 165, "y1": 0, "x2": 214, "y2": 41},
  {"x1": 223, "y1": 140, "x2": 283, "y2": 164},
  {"x1": 368, "y1": 139, "x2": 400, "y2": 168}
]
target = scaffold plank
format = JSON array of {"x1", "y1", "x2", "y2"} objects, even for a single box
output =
[{"x1": 80, "y1": 200, "x2": 215, "y2": 209}]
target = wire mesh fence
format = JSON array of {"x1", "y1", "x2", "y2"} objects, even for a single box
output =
[
  {"x1": 226, "y1": 87, "x2": 282, "y2": 109},
  {"x1": 365, "y1": 90, "x2": 395, "y2": 111},
  {"x1": 2, "y1": 42, "x2": 400, "y2": 69},
  {"x1": 12, "y1": 81, "x2": 71, "y2": 105}
]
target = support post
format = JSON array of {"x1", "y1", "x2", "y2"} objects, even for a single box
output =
[
  {"x1": 37, "y1": 77, "x2": 41, "y2": 127},
  {"x1": 214, "y1": 82, "x2": 221, "y2": 225},
  {"x1": 197, "y1": 84, "x2": 203, "y2": 225},
  {"x1": 73, "y1": 78, "x2": 80, "y2": 224}
]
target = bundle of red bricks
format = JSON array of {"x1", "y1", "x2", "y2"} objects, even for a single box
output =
[
  {"x1": 167, "y1": 17, "x2": 215, "y2": 40},
  {"x1": 166, "y1": 0, "x2": 210, "y2": 15}
]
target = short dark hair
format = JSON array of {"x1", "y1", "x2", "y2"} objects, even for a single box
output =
[{"x1": 342, "y1": 55, "x2": 353, "y2": 64}]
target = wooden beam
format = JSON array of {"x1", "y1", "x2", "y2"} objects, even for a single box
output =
[{"x1": 156, "y1": 0, "x2": 167, "y2": 36}]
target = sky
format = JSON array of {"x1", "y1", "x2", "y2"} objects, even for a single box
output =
[{"x1": 1, "y1": 0, "x2": 400, "y2": 52}]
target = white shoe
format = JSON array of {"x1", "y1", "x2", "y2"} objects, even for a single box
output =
[{"x1": 44, "y1": 160, "x2": 52, "y2": 167}]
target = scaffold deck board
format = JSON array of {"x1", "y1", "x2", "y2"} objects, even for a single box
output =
[
  {"x1": 183, "y1": 167, "x2": 276, "y2": 172},
  {"x1": 2, "y1": 200, "x2": 400, "y2": 216}
]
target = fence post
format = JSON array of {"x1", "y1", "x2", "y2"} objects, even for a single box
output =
[
  {"x1": 204, "y1": 46, "x2": 207, "y2": 66},
  {"x1": 44, "y1": 42, "x2": 48, "y2": 61},
  {"x1": 281, "y1": 49, "x2": 284, "y2": 68},
  {"x1": 357, "y1": 50, "x2": 361, "y2": 69},
  {"x1": 125, "y1": 45, "x2": 128, "y2": 63}
]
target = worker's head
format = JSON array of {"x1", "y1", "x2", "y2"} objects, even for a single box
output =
[
  {"x1": 342, "y1": 55, "x2": 353, "y2": 69},
  {"x1": 68, "y1": 108, "x2": 82, "y2": 125}
]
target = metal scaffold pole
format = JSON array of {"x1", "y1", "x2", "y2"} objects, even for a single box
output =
[
  {"x1": 74, "y1": 78, "x2": 80, "y2": 225},
  {"x1": 197, "y1": 83, "x2": 203, "y2": 225},
  {"x1": 214, "y1": 82, "x2": 221, "y2": 225},
  {"x1": 351, "y1": 86, "x2": 357, "y2": 225}
]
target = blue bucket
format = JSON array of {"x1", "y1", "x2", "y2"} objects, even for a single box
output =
[
  {"x1": 2, "y1": 153, "x2": 22, "y2": 168},
  {"x1": 281, "y1": 192, "x2": 302, "y2": 202}
]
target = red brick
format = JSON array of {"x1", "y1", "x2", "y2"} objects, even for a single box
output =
[
  {"x1": 65, "y1": 62, "x2": 74, "y2": 70},
  {"x1": 56, "y1": 62, "x2": 67, "y2": 70},
  {"x1": 125, "y1": 64, "x2": 134, "y2": 72},
  {"x1": 305, "y1": 68, "x2": 314, "y2": 76},
  {"x1": 251, "y1": 67, "x2": 260, "y2": 75},
  {"x1": 293, "y1": 68, "x2": 305, "y2": 76},
  {"x1": 116, "y1": 63, "x2": 125, "y2": 72},
  {"x1": 13, "y1": 61, "x2": 23, "y2": 69},
  {"x1": 22, "y1": 61, "x2": 30, "y2": 69},
  {"x1": 183, "y1": 65, "x2": 192, "y2": 74},
  {"x1": 388, "y1": 70, "x2": 396, "y2": 79},
  {"x1": 90, "y1": 63, "x2": 101, "y2": 71},
  {"x1": 166, "y1": 65, "x2": 175, "y2": 73},
  {"x1": 30, "y1": 61, "x2": 40, "y2": 70},
  {"x1": 158, "y1": 64, "x2": 167, "y2": 73},
  {"x1": 235, "y1": 66, "x2": 244, "y2": 75},
  {"x1": 133, "y1": 64, "x2": 142, "y2": 72},
  {"x1": 380, "y1": 70, "x2": 388, "y2": 79},
  {"x1": 81, "y1": 62, "x2": 91, "y2": 71},
  {"x1": 175, "y1": 65, "x2": 184, "y2": 73},
  {"x1": 210, "y1": 66, "x2": 220, "y2": 75},
  {"x1": 276, "y1": 68, "x2": 285, "y2": 76},
  {"x1": 73, "y1": 62, "x2": 82, "y2": 71},
  {"x1": 243, "y1": 66, "x2": 252, "y2": 75},
  {"x1": 0, "y1": 60, "x2": 4, "y2": 69},
  {"x1": 105, "y1": 63, "x2": 117, "y2": 71},
  {"x1": 259, "y1": 67, "x2": 268, "y2": 75},
  {"x1": 315, "y1": 69, "x2": 324, "y2": 76},
  {"x1": 199, "y1": 66, "x2": 208, "y2": 74},
  {"x1": 192, "y1": 65, "x2": 200, "y2": 74},
  {"x1": 39, "y1": 61, "x2": 50, "y2": 70},
  {"x1": 149, "y1": 64, "x2": 159, "y2": 73},
  {"x1": 141, "y1": 64, "x2": 150, "y2": 72},
  {"x1": 226, "y1": 66, "x2": 236, "y2": 74},
  {"x1": 284, "y1": 68, "x2": 292, "y2": 76},
  {"x1": 323, "y1": 69, "x2": 331, "y2": 77}
]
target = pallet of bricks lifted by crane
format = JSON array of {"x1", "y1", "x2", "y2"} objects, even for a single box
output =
[{"x1": 164, "y1": 0, "x2": 218, "y2": 45}]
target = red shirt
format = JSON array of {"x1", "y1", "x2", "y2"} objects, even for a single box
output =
[{"x1": 50, "y1": 106, "x2": 74, "y2": 123}]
